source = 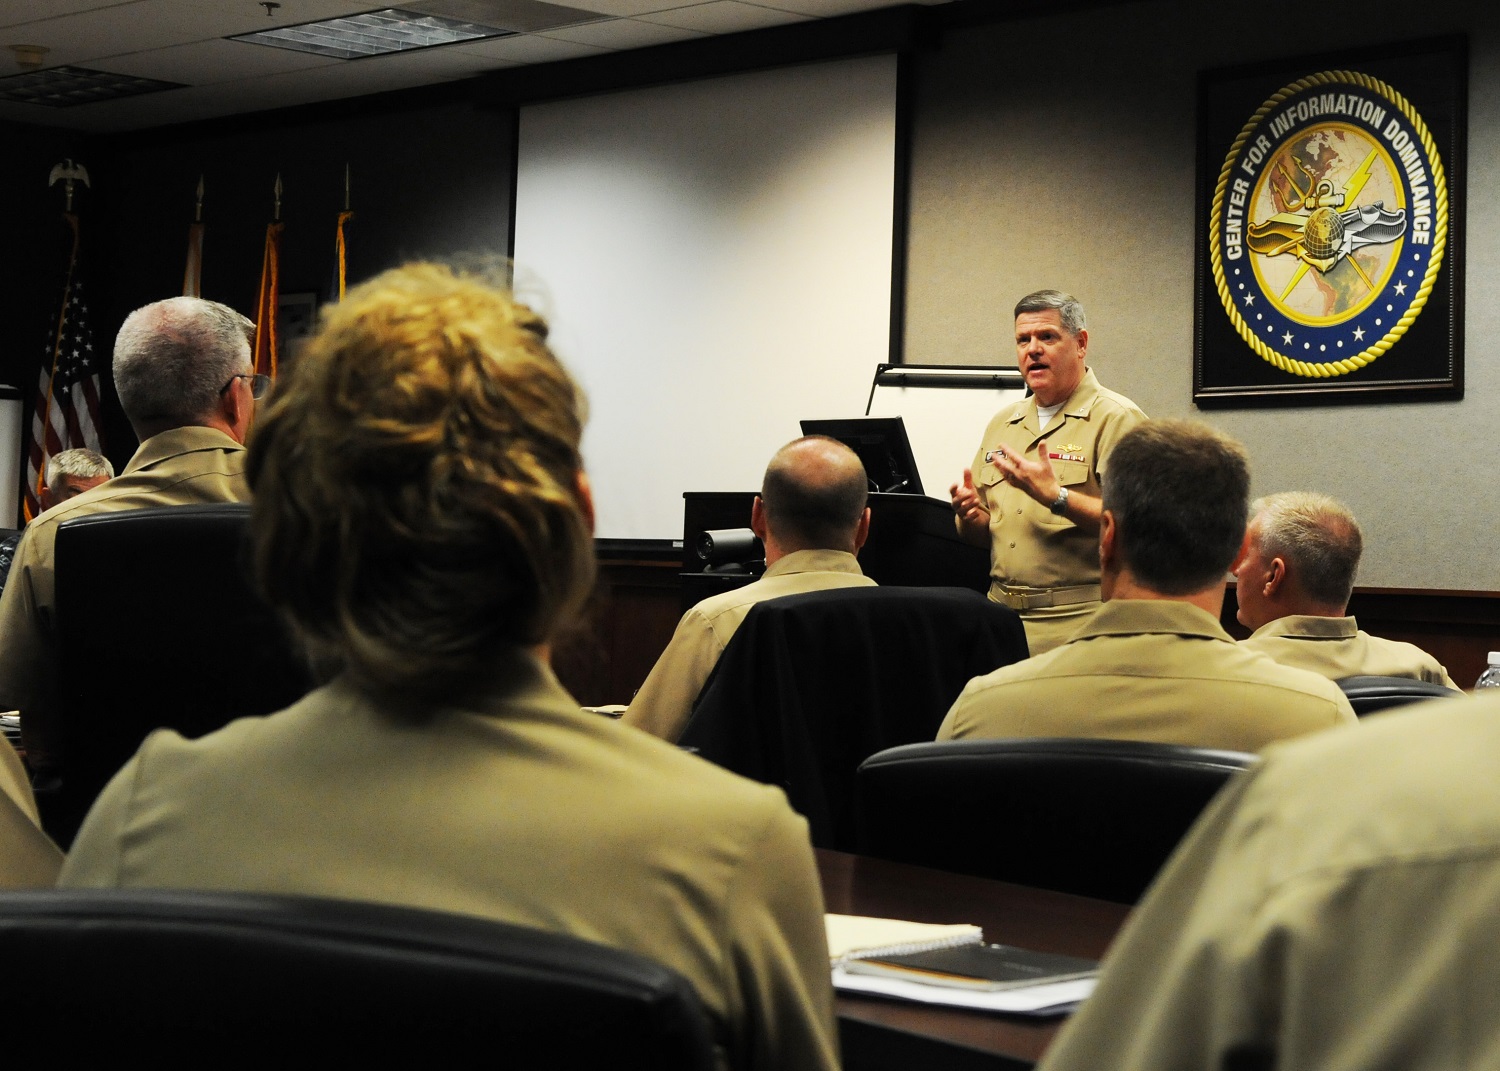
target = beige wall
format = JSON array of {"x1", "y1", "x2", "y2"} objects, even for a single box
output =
[{"x1": 904, "y1": 0, "x2": 1498, "y2": 590}]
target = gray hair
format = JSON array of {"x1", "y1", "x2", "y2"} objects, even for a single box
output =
[
  {"x1": 1102, "y1": 420, "x2": 1250, "y2": 595},
  {"x1": 113, "y1": 297, "x2": 254, "y2": 432},
  {"x1": 1014, "y1": 289, "x2": 1086, "y2": 335},
  {"x1": 1251, "y1": 491, "x2": 1363, "y2": 607},
  {"x1": 44, "y1": 448, "x2": 114, "y2": 488}
]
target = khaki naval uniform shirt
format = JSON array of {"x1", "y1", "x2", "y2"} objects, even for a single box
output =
[
  {"x1": 0, "y1": 736, "x2": 61, "y2": 888},
  {"x1": 936, "y1": 600, "x2": 1356, "y2": 752},
  {"x1": 1039, "y1": 690, "x2": 1500, "y2": 1071},
  {"x1": 61, "y1": 651, "x2": 838, "y2": 1071},
  {"x1": 969, "y1": 368, "x2": 1145, "y2": 654},
  {"x1": 623, "y1": 549, "x2": 875, "y2": 742},
  {"x1": 0, "y1": 426, "x2": 250, "y2": 769},
  {"x1": 1242, "y1": 614, "x2": 1459, "y2": 688}
]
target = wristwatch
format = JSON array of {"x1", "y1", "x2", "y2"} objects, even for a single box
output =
[{"x1": 1048, "y1": 487, "x2": 1070, "y2": 515}]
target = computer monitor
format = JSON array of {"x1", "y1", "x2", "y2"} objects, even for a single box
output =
[{"x1": 799, "y1": 417, "x2": 924, "y2": 496}]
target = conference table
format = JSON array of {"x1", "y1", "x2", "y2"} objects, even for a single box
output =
[{"x1": 816, "y1": 848, "x2": 1133, "y2": 1071}]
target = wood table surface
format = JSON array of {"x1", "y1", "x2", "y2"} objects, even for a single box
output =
[{"x1": 816, "y1": 848, "x2": 1132, "y2": 1070}]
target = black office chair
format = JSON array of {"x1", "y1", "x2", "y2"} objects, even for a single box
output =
[
  {"x1": 1336, "y1": 674, "x2": 1460, "y2": 717},
  {"x1": 680, "y1": 585, "x2": 1029, "y2": 851},
  {"x1": 0, "y1": 889, "x2": 717, "y2": 1067},
  {"x1": 47, "y1": 504, "x2": 314, "y2": 847},
  {"x1": 856, "y1": 737, "x2": 1257, "y2": 904}
]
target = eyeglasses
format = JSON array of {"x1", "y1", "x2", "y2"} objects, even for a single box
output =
[{"x1": 220, "y1": 373, "x2": 272, "y2": 400}]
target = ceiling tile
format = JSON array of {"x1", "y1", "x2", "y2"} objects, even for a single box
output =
[
  {"x1": 537, "y1": 17, "x2": 707, "y2": 48},
  {"x1": 448, "y1": 32, "x2": 610, "y2": 63},
  {"x1": 537, "y1": 0, "x2": 716, "y2": 17},
  {"x1": 98, "y1": 39, "x2": 340, "y2": 85},
  {"x1": 637, "y1": 1, "x2": 812, "y2": 34}
]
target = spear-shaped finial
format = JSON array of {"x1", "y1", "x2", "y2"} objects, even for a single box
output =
[
  {"x1": 273, "y1": 172, "x2": 283, "y2": 221},
  {"x1": 194, "y1": 174, "x2": 205, "y2": 223}
]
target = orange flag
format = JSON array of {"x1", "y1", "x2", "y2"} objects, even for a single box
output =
[{"x1": 253, "y1": 219, "x2": 283, "y2": 377}]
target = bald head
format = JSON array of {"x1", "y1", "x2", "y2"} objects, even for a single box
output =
[{"x1": 755, "y1": 436, "x2": 870, "y2": 556}]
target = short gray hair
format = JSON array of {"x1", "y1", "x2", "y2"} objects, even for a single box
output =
[
  {"x1": 1014, "y1": 289, "x2": 1086, "y2": 335},
  {"x1": 113, "y1": 297, "x2": 254, "y2": 432},
  {"x1": 1251, "y1": 491, "x2": 1363, "y2": 607},
  {"x1": 1102, "y1": 420, "x2": 1250, "y2": 595},
  {"x1": 44, "y1": 448, "x2": 113, "y2": 488}
]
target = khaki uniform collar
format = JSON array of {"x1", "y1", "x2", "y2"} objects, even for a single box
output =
[
  {"x1": 1007, "y1": 367, "x2": 1103, "y2": 426},
  {"x1": 123, "y1": 425, "x2": 245, "y2": 476},
  {"x1": 1075, "y1": 599, "x2": 1233, "y2": 643},
  {"x1": 1250, "y1": 614, "x2": 1359, "y2": 641},
  {"x1": 336, "y1": 646, "x2": 582, "y2": 723},
  {"x1": 762, "y1": 548, "x2": 864, "y2": 579}
]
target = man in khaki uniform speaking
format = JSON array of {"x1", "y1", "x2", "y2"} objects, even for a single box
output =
[
  {"x1": 950, "y1": 290, "x2": 1146, "y2": 655},
  {"x1": 1235, "y1": 491, "x2": 1460, "y2": 688},
  {"x1": 0, "y1": 297, "x2": 259, "y2": 778},
  {"x1": 937, "y1": 420, "x2": 1356, "y2": 753},
  {"x1": 623, "y1": 435, "x2": 875, "y2": 743}
]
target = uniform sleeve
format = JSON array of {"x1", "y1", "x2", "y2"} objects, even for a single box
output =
[
  {"x1": 621, "y1": 607, "x2": 723, "y2": 742},
  {"x1": 722, "y1": 798, "x2": 839, "y2": 1071},
  {"x1": 1090, "y1": 401, "x2": 1148, "y2": 482},
  {"x1": 0, "y1": 528, "x2": 60, "y2": 769},
  {"x1": 55, "y1": 747, "x2": 143, "y2": 887},
  {"x1": 0, "y1": 739, "x2": 62, "y2": 888},
  {"x1": 1037, "y1": 765, "x2": 1281, "y2": 1071},
  {"x1": 935, "y1": 680, "x2": 978, "y2": 740}
]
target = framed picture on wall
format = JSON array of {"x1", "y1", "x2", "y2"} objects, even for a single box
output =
[{"x1": 1193, "y1": 36, "x2": 1466, "y2": 406}]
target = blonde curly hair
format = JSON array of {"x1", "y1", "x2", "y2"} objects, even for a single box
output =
[{"x1": 245, "y1": 262, "x2": 595, "y2": 701}]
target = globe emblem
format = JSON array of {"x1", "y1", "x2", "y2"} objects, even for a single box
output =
[{"x1": 1302, "y1": 206, "x2": 1345, "y2": 263}]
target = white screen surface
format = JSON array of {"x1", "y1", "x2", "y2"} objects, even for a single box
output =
[
  {"x1": 866, "y1": 370, "x2": 1028, "y2": 498},
  {"x1": 514, "y1": 54, "x2": 897, "y2": 542}
]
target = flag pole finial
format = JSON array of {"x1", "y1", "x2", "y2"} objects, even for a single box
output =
[{"x1": 48, "y1": 159, "x2": 90, "y2": 213}]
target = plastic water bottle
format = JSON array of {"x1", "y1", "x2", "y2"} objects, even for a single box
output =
[{"x1": 1478, "y1": 652, "x2": 1500, "y2": 690}]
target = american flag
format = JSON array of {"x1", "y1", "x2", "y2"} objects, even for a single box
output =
[{"x1": 25, "y1": 214, "x2": 102, "y2": 522}]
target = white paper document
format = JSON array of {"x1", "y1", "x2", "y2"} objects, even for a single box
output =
[{"x1": 832, "y1": 966, "x2": 1095, "y2": 1015}]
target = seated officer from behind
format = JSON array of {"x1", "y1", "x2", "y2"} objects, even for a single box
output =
[
  {"x1": 61, "y1": 263, "x2": 838, "y2": 1071},
  {"x1": 0, "y1": 297, "x2": 258, "y2": 778},
  {"x1": 937, "y1": 419, "x2": 1356, "y2": 752},
  {"x1": 1039, "y1": 687, "x2": 1500, "y2": 1071},
  {"x1": 1236, "y1": 491, "x2": 1459, "y2": 688},
  {"x1": 0, "y1": 448, "x2": 116, "y2": 593},
  {"x1": 623, "y1": 435, "x2": 875, "y2": 743}
]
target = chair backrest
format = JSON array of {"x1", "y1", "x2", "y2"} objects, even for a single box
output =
[
  {"x1": 1336, "y1": 674, "x2": 1459, "y2": 717},
  {"x1": 856, "y1": 737, "x2": 1257, "y2": 904},
  {"x1": 50, "y1": 504, "x2": 314, "y2": 846},
  {"x1": 0, "y1": 888, "x2": 717, "y2": 1067},
  {"x1": 679, "y1": 585, "x2": 1029, "y2": 850}
]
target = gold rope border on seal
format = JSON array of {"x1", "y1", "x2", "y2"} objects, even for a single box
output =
[{"x1": 1209, "y1": 69, "x2": 1448, "y2": 378}]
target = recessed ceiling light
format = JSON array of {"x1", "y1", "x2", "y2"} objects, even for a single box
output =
[
  {"x1": 230, "y1": 8, "x2": 515, "y2": 60},
  {"x1": 0, "y1": 65, "x2": 183, "y2": 107}
]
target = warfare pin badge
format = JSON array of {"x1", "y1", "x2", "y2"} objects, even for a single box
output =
[{"x1": 1209, "y1": 70, "x2": 1447, "y2": 378}]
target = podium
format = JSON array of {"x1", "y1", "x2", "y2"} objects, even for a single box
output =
[{"x1": 679, "y1": 491, "x2": 988, "y2": 609}]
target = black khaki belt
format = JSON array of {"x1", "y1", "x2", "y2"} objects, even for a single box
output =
[{"x1": 993, "y1": 584, "x2": 1101, "y2": 611}]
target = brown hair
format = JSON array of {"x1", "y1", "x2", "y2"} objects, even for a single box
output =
[
  {"x1": 245, "y1": 262, "x2": 595, "y2": 701},
  {"x1": 1102, "y1": 419, "x2": 1250, "y2": 595}
]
